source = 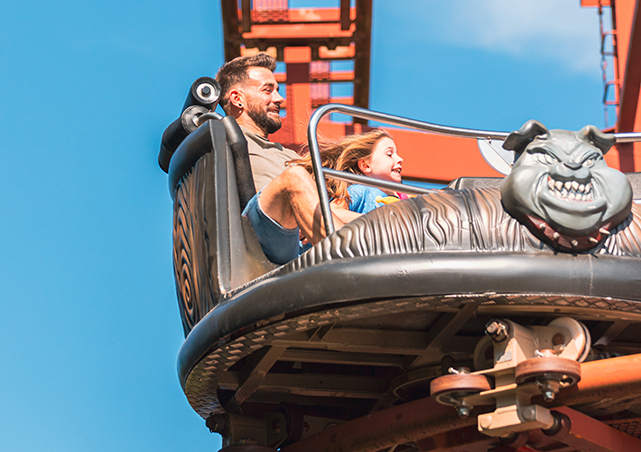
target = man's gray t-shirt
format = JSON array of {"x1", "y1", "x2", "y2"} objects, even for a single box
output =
[{"x1": 241, "y1": 126, "x2": 300, "y2": 191}]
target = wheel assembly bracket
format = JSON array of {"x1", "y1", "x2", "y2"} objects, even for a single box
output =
[{"x1": 430, "y1": 317, "x2": 589, "y2": 437}]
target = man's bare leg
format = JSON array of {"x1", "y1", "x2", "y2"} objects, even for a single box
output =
[{"x1": 258, "y1": 166, "x2": 346, "y2": 245}]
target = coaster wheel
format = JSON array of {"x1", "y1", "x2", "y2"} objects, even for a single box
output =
[
  {"x1": 515, "y1": 356, "x2": 581, "y2": 387},
  {"x1": 548, "y1": 317, "x2": 591, "y2": 362},
  {"x1": 430, "y1": 373, "x2": 492, "y2": 406}
]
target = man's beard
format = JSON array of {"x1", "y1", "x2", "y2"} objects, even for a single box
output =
[{"x1": 247, "y1": 104, "x2": 282, "y2": 135}]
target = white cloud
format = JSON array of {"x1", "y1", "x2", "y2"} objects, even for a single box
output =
[{"x1": 437, "y1": 0, "x2": 602, "y2": 73}]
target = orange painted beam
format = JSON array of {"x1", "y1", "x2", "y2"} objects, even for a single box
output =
[
  {"x1": 329, "y1": 97, "x2": 353, "y2": 104},
  {"x1": 353, "y1": 0, "x2": 372, "y2": 113},
  {"x1": 241, "y1": 22, "x2": 355, "y2": 40},
  {"x1": 384, "y1": 128, "x2": 503, "y2": 182},
  {"x1": 613, "y1": 0, "x2": 641, "y2": 172},
  {"x1": 274, "y1": 71, "x2": 354, "y2": 83},
  {"x1": 273, "y1": 121, "x2": 503, "y2": 182},
  {"x1": 285, "y1": 59, "x2": 312, "y2": 144},
  {"x1": 614, "y1": 0, "x2": 637, "y2": 104},
  {"x1": 319, "y1": 44, "x2": 355, "y2": 59},
  {"x1": 309, "y1": 70, "x2": 354, "y2": 82},
  {"x1": 242, "y1": 45, "x2": 356, "y2": 61},
  {"x1": 281, "y1": 353, "x2": 641, "y2": 452},
  {"x1": 286, "y1": 7, "x2": 355, "y2": 24},
  {"x1": 618, "y1": 0, "x2": 641, "y2": 132},
  {"x1": 616, "y1": 1, "x2": 641, "y2": 173},
  {"x1": 284, "y1": 46, "x2": 311, "y2": 63},
  {"x1": 581, "y1": 0, "x2": 612, "y2": 6},
  {"x1": 581, "y1": 0, "x2": 641, "y2": 172}
]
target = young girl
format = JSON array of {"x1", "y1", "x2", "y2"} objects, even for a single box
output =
[{"x1": 293, "y1": 129, "x2": 405, "y2": 215}]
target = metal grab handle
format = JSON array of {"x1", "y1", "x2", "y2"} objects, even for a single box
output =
[
  {"x1": 322, "y1": 169, "x2": 437, "y2": 196},
  {"x1": 306, "y1": 104, "x2": 641, "y2": 236},
  {"x1": 307, "y1": 104, "x2": 512, "y2": 236},
  {"x1": 613, "y1": 132, "x2": 641, "y2": 143}
]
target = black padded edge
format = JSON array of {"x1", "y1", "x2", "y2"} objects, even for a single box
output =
[
  {"x1": 177, "y1": 251, "x2": 641, "y2": 388},
  {"x1": 221, "y1": 116, "x2": 256, "y2": 210},
  {"x1": 168, "y1": 121, "x2": 217, "y2": 199}
]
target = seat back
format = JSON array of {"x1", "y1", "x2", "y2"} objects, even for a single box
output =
[{"x1": 169, "y1": 119, "x2": 275, "y2": 336}]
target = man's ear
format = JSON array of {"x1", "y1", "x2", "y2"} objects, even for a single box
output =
[
  {"x1": 358, "y1": 159, "x2": 370, "y2": 174},
  {"x1": 229, "y1": 89, "x2": 244, "y2": 109}
]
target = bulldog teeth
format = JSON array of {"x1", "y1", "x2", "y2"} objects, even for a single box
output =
[{"x1": 548, "y1": 177, "x2": 594, "y2": 203}]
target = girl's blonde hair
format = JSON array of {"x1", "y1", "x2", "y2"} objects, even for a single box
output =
[{"x1": 291, "y1": 129, "x2": 391, "y2": 203}]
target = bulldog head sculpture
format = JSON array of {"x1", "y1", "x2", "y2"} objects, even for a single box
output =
[{"x1": 500, "y1": 120, "x2": 632, "y2": 252}]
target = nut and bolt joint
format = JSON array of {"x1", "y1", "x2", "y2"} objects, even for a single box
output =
[
  {"x1": 485, "y1": 319, "x2": 509, "y2": 342},
  {"x1": 206, "y1": 413, "x2": 228, "y2": 433},
  {"x1": 542, "y1": 390, "x2": 556, "y2": 402},
  {"x1": 455, "y1": 405, "x2": 471, "y2": 418}
]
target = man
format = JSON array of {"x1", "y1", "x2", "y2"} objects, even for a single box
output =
[{"x1": 216, "y1": 54, "x2": 353, "y2": 264}]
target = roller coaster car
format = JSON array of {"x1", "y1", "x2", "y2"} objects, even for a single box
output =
[{"x1": 163, "y1": 97, "x2": 641, "y2": 451}]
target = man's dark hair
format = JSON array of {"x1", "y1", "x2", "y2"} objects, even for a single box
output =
[{"x1": 216, "y1": 53, "x2": 277, "y2": 113}]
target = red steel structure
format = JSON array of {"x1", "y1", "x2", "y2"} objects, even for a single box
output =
[
  {"x1": 582, "y1": 0, "x2": 641, "y2": 173},
  {"x1": 221, "y1": 0, "x2": 641, "y2": 182},
  {"x1": 279, "y1": 353, "x2": 641, "y2": 452},
  {"x1": 184, "y1": 4, "x2": 641, "y2": 451},
  {"x1": 220, "y1": 0, "x2": 502, "y2": 183}
]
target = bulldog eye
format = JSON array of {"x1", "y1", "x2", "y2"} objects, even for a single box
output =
[
  {"x1": 583, "y1": 158, "x2": 595, "y2": 167},
  {"x1": 534, "y1": 152, "x2": 558, "y2": 165}
]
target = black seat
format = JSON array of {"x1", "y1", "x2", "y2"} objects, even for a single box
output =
[{"x1": 168, "y1": 119, "x2": 275, "y2": 335}]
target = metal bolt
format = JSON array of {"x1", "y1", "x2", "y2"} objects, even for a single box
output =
[
  {"x1": 201, "y1": 85, "x2": 211, "y2": 96},
  {"x1": 543, "y1": 390, "x2": 556, "y2": 402},
  {"x1": 521, "y1": 406, "x2": 536, "y2": 421},
  {"x1": 552, "y1": 333, "x2": 565, "y2": 346},
  {"x1": 206, "y1": 414, "x2": 227, "y2": 433},
  {"x1": 479, "y1": 415, "x2": 492, "y2": 429},
  {"x1": 456, "y1": 406, "x2": 470, "y2": 418},
  {"x1": 485, "y1": 319, "x2": 508, "y2": 342}
]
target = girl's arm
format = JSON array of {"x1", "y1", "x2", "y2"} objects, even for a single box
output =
[{"x1": 330, "y1": 198, "x2": 362, "y2": 224}]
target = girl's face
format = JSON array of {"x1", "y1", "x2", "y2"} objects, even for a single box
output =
[{"x1": 359, "y1": 136, "x2": 403, "y2": 183}]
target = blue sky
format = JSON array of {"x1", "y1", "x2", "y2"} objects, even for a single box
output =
[{"x1": 1, "y1": 1, "x2": 606, "y2": 451}]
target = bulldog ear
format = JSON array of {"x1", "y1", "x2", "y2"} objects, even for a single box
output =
[
  {"x1": 503, "y1": 120, "x2": 549, "y2": 153},
  {"x1": 577, "y1": 125, "x2": 615, "y2": 155}
]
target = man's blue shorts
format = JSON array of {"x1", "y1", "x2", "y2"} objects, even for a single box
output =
[{"x1": 242, "y1": 191, "x2": 300, "y2": 265}]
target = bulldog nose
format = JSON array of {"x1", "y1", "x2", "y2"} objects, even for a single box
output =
[{"x1": 564, "y1": 161, "x2": 582, "y2": 171}]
